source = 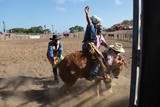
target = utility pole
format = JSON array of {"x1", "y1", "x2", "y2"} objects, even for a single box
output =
[
  {"x1": 3, "y1": 21, "x2": 6, "y2": 33},
  {"x1": 52, "y1": 25, "x2": 54, "y2": 33}
]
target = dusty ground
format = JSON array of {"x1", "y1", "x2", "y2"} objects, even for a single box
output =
[{"x1": 0, "y1": 34, "x2": 132, "y2": 107}]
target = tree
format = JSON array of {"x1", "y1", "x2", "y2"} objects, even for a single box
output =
[
  {"x1": 11, "y1": 28, "x2": 27, "y2": 34},
  {"x1": 10, "y1": 26, "x2": 51, "y2": 34},
  {"x1": 69, "y1": 25, "x2": 84, "y2": 33},
  {"x1": 122, "y1": 20, "x2": 133, "y2": 26},
  {"x1": 43, "y1": 29, "x2": 51, "y2": 34}
]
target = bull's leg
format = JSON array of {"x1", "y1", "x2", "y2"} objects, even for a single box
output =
[
  {"x1": 102, "y1": 73, "x2": 112, "y2": 89},
  {"x1": 95, "y1": 78, "x2": 102, "y2": 99},
  {"x1": 61, "y1": 83, "x2": 71, "y2": 94},
  {"x1": 61, "y1": 77, "x2": 78, "y2": 94}
]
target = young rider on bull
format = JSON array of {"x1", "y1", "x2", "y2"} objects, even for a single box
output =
[{"x1": 82, "y1": 6, "x2": 110, "y2": 81}]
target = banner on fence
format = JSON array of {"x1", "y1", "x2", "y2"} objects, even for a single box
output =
[{"x1": 29, "y1": 35, "x2": 40, "y2": 39}]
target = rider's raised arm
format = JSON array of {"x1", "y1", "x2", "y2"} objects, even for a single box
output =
[{"x1": 85, "y1": 6, "x2": 92, "y2": 27}]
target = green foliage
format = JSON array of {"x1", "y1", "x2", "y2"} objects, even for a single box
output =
[
  {"x1": 69, "y1": 25, "x2": 84, "y2": 33},
  {"x1": 121, "y1": 20, "x2": 133, "y2": 26},
  {"x1": 10, "y1": 26, "x2": 51, "y2": 34}
]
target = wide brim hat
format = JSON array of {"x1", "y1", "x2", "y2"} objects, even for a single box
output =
[
  {"x1": 109, "y1": 43, "x2": 125, "y2": 53},
  {"x1": 50, "y1": 34, "x2": 61, "y2": 40}
]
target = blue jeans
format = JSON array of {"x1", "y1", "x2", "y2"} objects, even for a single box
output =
[
  {"x1": 90, "y1": 59, "x2": 99, "y2": 75},
  {"x1": 82, "y1": 43, "x2": 90, "y2": 51},
  {"x1": 82, "y1": 43, "x2": 99, "y2": 75}
]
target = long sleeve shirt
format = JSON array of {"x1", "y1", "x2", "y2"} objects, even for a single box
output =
[
  {"x1": 47, "y1": 41, "x2": 63, "y2": 62},
  {"x1": 104, "y1": 48, "x2": 124, "y2": 66},
  {"x1": 96, "y1": 34, "x2": 107, "y2": 49}
]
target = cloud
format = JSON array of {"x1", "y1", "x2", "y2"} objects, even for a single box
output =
[
  {"x1": 68, "y1": 0, "x2": 87, "y2": 3},
  {"x1": 115, "y1": 0, "x2": 123, "y2": 5},
  {"x1": 54, "y1": 0, "x2": 66, "y2": 4},
  {"x1": 55, "y1": 7, "x2": 67, "y2": 12}
]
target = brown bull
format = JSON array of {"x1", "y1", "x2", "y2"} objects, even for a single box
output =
[{"x1": 57, "y1": 50, "x2": 125, "y2": 97}]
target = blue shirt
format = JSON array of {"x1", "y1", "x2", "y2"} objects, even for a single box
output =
[
  {"x1": 82, "y1": 24, "x2": 97, "y2": 51},
  {"x1": 47, "y1": 41, "x2": 63, "y2": 61},
  {"x1": 82, "y1": 24, "x2": 97, "y2": 43}
]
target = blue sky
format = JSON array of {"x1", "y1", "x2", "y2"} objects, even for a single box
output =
[{"x1": 0, "y1": 0, "x2": 133, "y2": 33}]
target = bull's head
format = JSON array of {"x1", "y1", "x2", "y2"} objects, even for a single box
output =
[
  {"x1": 108, "y1": 57, "x2": 126, "y2": 79},
  {"x1": 96, "y1": 55, "x2": 126, "y2": 87}
]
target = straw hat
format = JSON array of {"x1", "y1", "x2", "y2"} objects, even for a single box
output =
[
  {"x1": 109, "y1": 43, "x2": 125, "y2": 53},
  {"x1": 50, "y1": 34, "x2": 61, "y2": 40}
]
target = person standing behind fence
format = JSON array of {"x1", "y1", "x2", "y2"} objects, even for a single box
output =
[{"x1": 47, "y1": 34, "x2": 64, "y2": 82}]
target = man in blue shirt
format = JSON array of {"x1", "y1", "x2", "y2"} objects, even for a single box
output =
[
  {"x1": 82, "y1": 6, "x2": 103, "y2": 81},
  {"x1": 47, "y1": 34, "x2": 64, "y2": 82}
]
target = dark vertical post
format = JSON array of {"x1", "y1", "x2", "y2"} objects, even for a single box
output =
[
  {"x1": 3, "y1": 21, "x2": 6, "y2": 33},
  {"x1": 129, "y1": 0, "x2": 139, "y2": 106},
  {"x1": 138, "y1": 0, "x2": 160, "y2": 106}
]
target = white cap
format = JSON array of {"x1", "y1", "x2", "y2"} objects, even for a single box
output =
[{"x1": 91, "y1": 15, "x2": 103, "y2": 24}]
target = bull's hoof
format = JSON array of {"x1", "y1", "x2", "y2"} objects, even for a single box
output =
[
  {"x1": 64, "y1": 90, "x2": 71, "y2": 94},
  {"x1": 106, "y1": 84, "x2": 111, "y2": 89},
  {"x1": 53, "y1": 79, "x2": 59, "y2": 84},
  {"x1": 86, "y1": 74, "x2": 97, "y2": 81},
  {"x1": 61, "y1": 86, "x2": 71, "y2": 94},
  {"x1": 42, "y1": 83, "x2": 48, "y2": 88},
  {"x1": 105, "y1": 83, "x2": 112, "y2": 89},
  {"x1": 96, "y1": 76, "x2": 103, "y2": 80}
]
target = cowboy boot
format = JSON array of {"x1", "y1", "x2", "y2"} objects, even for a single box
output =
[{"x1": 53, "y1": 68, "x2": 59, "y2": 82}]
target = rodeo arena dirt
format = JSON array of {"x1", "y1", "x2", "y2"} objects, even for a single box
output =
[{"x1": 0, "y1": 30, "x2": 132, "y2": 107}]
